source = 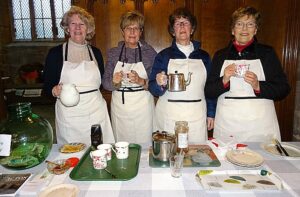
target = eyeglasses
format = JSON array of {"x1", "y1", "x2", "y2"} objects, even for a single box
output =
[
  {"x1": 174, "y1": 21, "x2": 191, "y2": 28},
  {"x1": 123, "y1": 26, "x2": 141, "y2": 33},
  {"x1": 234, "y1": 21, "x2": 256, "y2": 29}
]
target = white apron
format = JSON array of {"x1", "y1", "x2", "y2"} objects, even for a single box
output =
[
  {"x1": 154, "y1": 58, "x2": 207, "y2": 143},
  {"x1": 111, "y1": 43, "x2": 154, "y2": 144},
  {"x1": 55, "y1": 42, "x2": 115, "y2": 145},
  {"x1": 213, "y1": 59, "x2": 281, "y2": 142}
]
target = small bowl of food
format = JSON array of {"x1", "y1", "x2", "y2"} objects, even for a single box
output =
[{"x1": 46, "y1": 159, "x2": 71, "y2": 175}]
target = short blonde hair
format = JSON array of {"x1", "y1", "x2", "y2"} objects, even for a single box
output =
[
  {"x1": 231, "y1": 6, "x2": 261, "y2": 29},
  {"x1": 60, "y1": 6, "x2": 95, "y2": 40},
  {"x1": 120, "y1": 10, "x2": 144, "y2": 30}
]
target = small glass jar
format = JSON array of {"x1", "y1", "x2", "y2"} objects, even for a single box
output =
[
  {"x1": 175, "y1": 121, "x2": 189, "y2": 153},
  {"x1": 0, "y1": 102, "x2": 53, "y2": 169}
]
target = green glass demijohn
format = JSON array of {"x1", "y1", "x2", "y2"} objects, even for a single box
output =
[{"x1": 0, "y1": 102, "x2": 53, "y2": 169}]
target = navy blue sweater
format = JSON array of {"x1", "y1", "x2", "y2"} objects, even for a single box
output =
[
  {"x1": 43, "y1": 43, "x2": 104, "y2": 97},
  {"x1": 149, "y1": 40, "x2": 216, "y2": 118}
]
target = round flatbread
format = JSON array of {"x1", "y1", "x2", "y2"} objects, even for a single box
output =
[
  {"x1": 60, "y1": 143, "x2": 86, "y2": 153},
  {"x1": 38, "y1": 184, "x2": 79, "y2": 197}
]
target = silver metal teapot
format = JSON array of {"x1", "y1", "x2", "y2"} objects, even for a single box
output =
[
  {"x1": 152, "y1": 131, "x2": 176, "y2": 162},
  {"x1": 168, "y1": 71, "x2": 192, "y2": 92}
]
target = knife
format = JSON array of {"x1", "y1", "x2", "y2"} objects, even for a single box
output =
[
  {"x1": 104, "y1": 168, "x2": 117, "y2": 179},
  {"x1": 275, "y1": 144, "x2": 283, "y2": 155},
  {"x1": 275, "y1": 139, "x2": 289, "y2": 156}
]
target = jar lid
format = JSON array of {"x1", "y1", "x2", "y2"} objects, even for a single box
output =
[
  {"x1": 175, "y1": 121, "x2": 188, "y2": 126},
  {"x1": 152, "y1": 131, "x2": 175, "y2": 142}
]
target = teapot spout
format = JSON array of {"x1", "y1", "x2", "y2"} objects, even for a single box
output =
[{"x1": 185, "y1": 72, "x2": 192, "y2": 86}]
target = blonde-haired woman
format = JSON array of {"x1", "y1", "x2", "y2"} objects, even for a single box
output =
[
  {"x1": 44, "y1": 6, "x2": 115, "y2": 145},
  {"x1": 205, "y1": 7, "x2": 290, "y2": 142},
  {"x1": 102, "y1": 11, "x2": 157, "y2": 144}
]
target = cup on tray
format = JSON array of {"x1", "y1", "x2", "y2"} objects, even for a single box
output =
[
  {"x1": 169, "y1": 155, "x2": 183, "y2": 178},
  {"x1": 97, "y1": 144, "x2": 112, "y2": 161},
  {"x1": 113, "y1": 141, "x2": 129, "y2": 159},
  {"x1": 90, "y1": 149, "x2": 107, "y2": 169}
]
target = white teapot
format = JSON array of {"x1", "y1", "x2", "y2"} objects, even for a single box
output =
[{"x1": 60, "y1": 84, "x2": 80, "y2": 107}]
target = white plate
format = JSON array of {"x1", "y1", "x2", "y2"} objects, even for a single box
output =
[
  {"x1": 261, "y1": 142, "x2": 300, "y2": 157},
  {"x1": 226, "y1": 158, "x2": 263, "y2": 168},
  {"x1": 226, "y1": 149, "x2": 264, "y2": 167}
]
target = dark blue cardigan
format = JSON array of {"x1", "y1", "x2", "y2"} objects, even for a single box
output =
[
  {"x1": 148, "y1": 40, "x2": 216, "y2": 118},
  {"x1": 43, "y1": 44, "x2": 104, "y2": 97}
]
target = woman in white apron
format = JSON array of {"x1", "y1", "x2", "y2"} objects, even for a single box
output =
[
  {"x1": 205, "y1": 7, "x2": 290, "y2": 142},
  {"x1": 43, "y1": 6, "x2": 114, "y2": 145},
  {"x1": 102, "y1": 11, "x2": 157, "y2": 145},
  {"x1": 148, "y1": 8, "x2": 216, "y2": 143}
]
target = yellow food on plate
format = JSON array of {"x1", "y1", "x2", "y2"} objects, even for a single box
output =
[{"x1": 60, "y1": 143, "x2": 85, "y2": 153}]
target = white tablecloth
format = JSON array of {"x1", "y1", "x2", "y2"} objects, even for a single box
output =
[{"x1": 1, "y1": 142, "x2": 300, "y2": 197}]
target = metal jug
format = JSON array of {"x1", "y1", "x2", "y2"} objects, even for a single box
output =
[
  {"x1": 168, "y1": 71, "x2": 192, "y2": 92},
  {"x1": 152, "y1": 131, "x2": 176, "y2": 161}
]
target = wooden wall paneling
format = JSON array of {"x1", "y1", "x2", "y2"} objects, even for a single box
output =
[
  {"x1": 193, "y1": 0, "x2": 238, "y2": 57},
  {"x1": 92, "y1": 1, "x2": 135, "y2": 112},
  {"x1": 184, "y1": 0, "x2": 194, "y2": 13},
  {"x1": 93, "y1": 1, "x2": 135, "y2": 62},
  {"x1": 243, "y1": 0, "x2": 288, "y2": 59},
  {"x1": 73, "y1": 0, "x2": 87, "y2": 8},
  {"x1": 243, "y1": 0, "x2": 297, "y2": 141},
  {"x1": 143, "y1": 0, "x2": 185, "y2": 52},
  {"x1": 279, "y1": 0, "x2": 299, "y2": 141}
]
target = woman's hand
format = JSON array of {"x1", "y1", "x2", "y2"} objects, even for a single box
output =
[
  {"x1": 52, "y1": 84, "x2": 62, "y2": 97},
  {"x1": 156, "y1": 71, "x2": 167, "y2": 86},
  {"x1": 207, "y1": 117, "x2": 214, "y2": 131},
  {"x1": 112, "y1": 72, "x2": 123, "y2": 89},
  {"x1": 244, "y1": 71, "x2": 260, "y2": 91},
  {"x1": 128, "y1": 70, "x2": 146, "y2": 86},
  {"x1": 222, "y1": 64, "x2": 236, "y2": 84},
  {"x1": 113, "y1": 72, "x2": 123, "y2": 84}
]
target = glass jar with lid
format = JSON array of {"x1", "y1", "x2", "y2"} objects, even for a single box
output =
[
  {"x1": 0, "y1": 102, "x2": 53, "y2": 169},
  {"x1": 175, "y1": 121, "x2": 189, "y2": 153}
]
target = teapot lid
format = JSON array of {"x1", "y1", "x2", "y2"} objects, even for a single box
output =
[{"x1": 152, "y1": 131, "x2": 175, "y2": 142}]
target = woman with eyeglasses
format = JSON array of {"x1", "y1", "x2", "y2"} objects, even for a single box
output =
[
  {"x1": 148, "y1": 8, "x2": 216, "y2": 143},
  {"x1": 43, "y1": 6, "x2": 115, "y2": 145},
  {"x1": 205, "y1": 6, "x2": 290, "y2": 142},
  {"x1": 102, "y1": 11, "x2": 157, "y2": 144}
]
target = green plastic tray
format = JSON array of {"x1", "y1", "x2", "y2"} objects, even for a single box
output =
[
  {"x1": 149, "y1": 144, "x2": 221, "y2": 168},
  {"x1": 70, "y1": 143, "x2": 141, "y2": 181}
]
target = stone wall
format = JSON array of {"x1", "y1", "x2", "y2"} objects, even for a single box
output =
[{"x1": 5, "y1": 42, "x2": 60, "y2": 83}]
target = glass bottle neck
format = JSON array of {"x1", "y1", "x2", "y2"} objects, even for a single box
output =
[{"x1": 7, "y1": 102, "x2": 32, "y2": 119}]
